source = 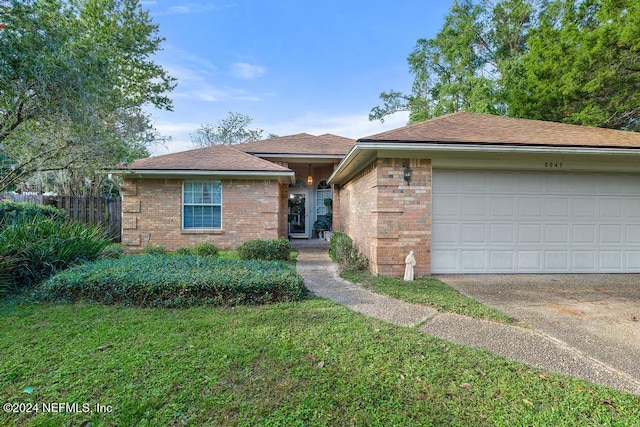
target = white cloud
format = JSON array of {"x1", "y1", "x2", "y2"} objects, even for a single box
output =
[
  {"x1": 152, "y1": 2, "x2": 237, "y2": 16},
  {"x1": 230, "y1": 62, "x2": 267, "y2": 80},
  {"x1": 163, "y1": 57, "x2": 263, "y2": 103}
]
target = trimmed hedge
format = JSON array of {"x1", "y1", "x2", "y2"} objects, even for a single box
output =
[
  {"x1": 237, "y1": 238, "x2": 291, "y2": 261},
  {"x1": 175, "y1": 242, "x2": 220, "y2": 257},
  {"x1": 0, "y1": 201, "x2": 66, "y2": 226},
  {"x1": 34, "y1": 254, "x2": 306, "y2": 307}
]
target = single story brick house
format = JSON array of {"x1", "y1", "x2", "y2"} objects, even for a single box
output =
[
  {"x1": 115, "y1": 133, "x2": 354, "y2": 250},
  {"x1": 329, "y1": 112, "x2": 640, "y2": 276},
  {"x1": 115, "y1": 112, "x2": 640, "y2": 276}
]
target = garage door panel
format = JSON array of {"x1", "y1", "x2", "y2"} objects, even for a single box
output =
[
  {"x1": 545, "y1": 251, "x2": 569, "y2": 271},
  {"x1": 432, "y1": 251, "x2": 458, "y2": 271},
  {"x1": 546, "y1": 224, "x2": 569, "y2": 244},
  {"x1": 626, "y1": 225, "x2": 640, "y2": 244},
  {"x1": 517, "y1": 251, "x2": 542, "y2": 270},
  {"x1": 518, "y1": 224, "x2": 542, "y2": 244},
  {"x1": 518, "y1": 197, "x2": 543, "y2": 217},
  {"x1": 433, "y1": 195, "x2": 458, "y2": 218},
  {"x1": 599, "y1": 251, "x2": 622, "y2": 270},
  {"x1": 626, "y1": 252, "x2": 640, "y2": 269},
  {"x1": 572, "y1": 224, "x2": 595, "y2": 244},
  {"x1": 489, "y1": 224, "x2": 514, "y2": 244},
  {"x1": 626, "y1": 199, "x2": 640, "y2": 217},
  {"x1": 432, "y1": 223, "x2": 458, "y2": 244},
  {"x1": 490, "y1": 251, "x2": 514, "y2": 270},
  {"x1": 600, "y1": 199, "x2": 623, "y2": 218},
  {"x1": 461, "y1": 172, "x2": 489, "y2": 192},
  {"x1": 546, "y1": 198, "x2": 569, "y2": 217},
  {"x1": 461, "y1": 251, "x2": 486, "y2": 270},
  {"x1": 462, "y1": 196, "x2": 487, "y2": 218},
  {"x1": 574, "y1": 198, "x2": 597, "y2": 218},
  {"x1": 573, "y1": 251, "x2": 596, "y2": 270},
  {"x1": 432, "y1": 170, "x2": 640, "y2": 273},
  {"x1": 490, "y1": 197, "x2": 515, "y2": 217},
  {"x1": 460, "y1": 224, "x2": 486, "y2": 244},
  {"x1": 599, "y1": 225, "x2": 622, "y2": 244}
]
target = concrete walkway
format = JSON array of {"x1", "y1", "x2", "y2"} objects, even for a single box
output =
[{"x1": 295, "y1": 242, "x2": 640, "y2": 395}]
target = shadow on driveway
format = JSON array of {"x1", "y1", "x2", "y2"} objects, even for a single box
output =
[{"x1": 438, "y1": 274, "x2": 640, "y2": 385}]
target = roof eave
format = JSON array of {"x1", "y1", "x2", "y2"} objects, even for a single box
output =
[
  {"x1": 329, "y1": 141, "x2": 640, "y2": 185},
  {"x1": 109, "y1": 169, "x2": 296, "y2": 184}
]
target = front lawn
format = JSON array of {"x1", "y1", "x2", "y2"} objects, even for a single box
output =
[
  {"x1": 1, "y1": 300, "x2": 637, "y2": 426},
  {"x1": 341, "y1": 271, "x2": 514, "y2": 323}
]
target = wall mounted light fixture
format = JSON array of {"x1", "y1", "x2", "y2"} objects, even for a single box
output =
[
  {"x1": 403, "y1": 163, "x2": 413, "y2": 184},
  {"x1": 307, "y1": 164, "x2": 313, "y2": 186}
]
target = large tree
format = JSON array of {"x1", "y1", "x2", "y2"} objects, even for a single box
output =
[
  {"x1": 191, "y1": 112, "x2": 264, "y2": 147},
  {"x1": 0, "y1": 0, "x2": 175, "y2": 193},
  {"x1": 370, "y1": 0, "x2": 536, "y2": 123},
  {"x1": 505, "y1": 0, "x2": 640, "y2": 130},
  {"x1": 371, "y1": 0, "x2": 639, "y2": 131}
]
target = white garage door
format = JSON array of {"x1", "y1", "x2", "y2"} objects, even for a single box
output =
[{"x1": 432, "y1": 170, "x2": 640, "y2": 273}]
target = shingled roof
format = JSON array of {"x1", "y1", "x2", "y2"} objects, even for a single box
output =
[
  {"x1": 236, "y1": 133, "x2": 355, "y2": 156},
  {"x1": 124, "y1": 144, "x2": 291, "y2": 172},
  {"x1": 360, "y1": 112, "x2": 640, "y2": 149}
]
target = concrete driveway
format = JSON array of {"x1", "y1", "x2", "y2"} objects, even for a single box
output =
[{"x1": 438, "y1": 274, "x2": 640, "y2": 386}]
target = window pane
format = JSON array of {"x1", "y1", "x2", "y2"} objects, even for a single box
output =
[{"x1": 183, "y1": 181, "x2": 222, "y2": 229}]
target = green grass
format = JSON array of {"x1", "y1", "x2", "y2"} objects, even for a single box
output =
[
  {"x1": 1, "y1": 300, "x2": 638, "y2": 426},
  {"x1": 341, "y1": 271, "x2": 514, "y2": 323}
]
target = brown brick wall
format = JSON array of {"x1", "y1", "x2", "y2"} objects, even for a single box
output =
[
  {"x1": 334, "y1": 158, "x2": 432, "y2": 277},
  {"x1": 121, "y1": 178, "x2": 285, "y2": 252}
]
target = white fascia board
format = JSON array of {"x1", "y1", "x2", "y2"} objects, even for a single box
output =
[
  {"x1": 330, "y1": 142, "x2": 640, "y2": 184},
  {"x1": 361, "y1": 142, "x2": 640, "y2": 156},
  {"x1": 328, "y1": 144, "x2": 366, "y2": 184},
  {"x1": 111, "y1": 169, "x2": 295, "y2": 183},
  {"x1": 249, "y1": 153, "x2": 345, "y2": 160}
]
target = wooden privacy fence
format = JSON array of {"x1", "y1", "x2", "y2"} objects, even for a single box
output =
[
  {"x1": 44, "y1": 196, "x2": 122, "y2": 242},
  {"x1": 0, "y1": 194, "x2": 121, "y2": 241}
]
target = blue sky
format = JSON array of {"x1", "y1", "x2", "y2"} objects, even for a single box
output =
[{"x1": 143, "y1": 1, "x2": 454, "y2": 154}]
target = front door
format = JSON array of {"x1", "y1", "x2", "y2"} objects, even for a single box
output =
[{"x1": 288, "y1": 191, "x2": 309, "y2": 238}]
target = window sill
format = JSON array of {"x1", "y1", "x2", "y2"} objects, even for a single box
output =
[{"x1": 181, "y1": 229, "x2": 224, "y2": 235}]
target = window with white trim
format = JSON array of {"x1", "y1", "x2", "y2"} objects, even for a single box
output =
[{"x1": 183, "y1": 181, "x2": 222, "y2": 229}]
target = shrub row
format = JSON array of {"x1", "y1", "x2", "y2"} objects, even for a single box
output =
[
  {"x1": 34, "y1": 254, "x2": 306, "y2": 307},
  {"x1": 0, "y1": 218, "x2": 110, "y2": 293},
  {"x1": 175, "y1": 242, "x2": 220, "y2": 257},
  {"x1": 0, "y1": 201, "x2": 66, "y2": 226},
  {"x1": 237, "y1": 238, "x2": 291, "y2": 261},
  {"x1": 328, "y1": 232, "x2": 368, "y2": 271}
]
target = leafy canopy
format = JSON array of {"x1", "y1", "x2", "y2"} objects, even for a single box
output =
[
  {"x1": 0, "y1": 0, "x2": 175, "y2": 193},
  {"x1": 191, "y1": 112, "x2": 264, "y2": 147},
  {"x1": 371, "y1": 0, "x2": 639, "y2": 131}
]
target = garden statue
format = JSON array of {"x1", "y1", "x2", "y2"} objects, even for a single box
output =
[{"x1": 404, "y1": 251, "x2": 416, "y2": 281}]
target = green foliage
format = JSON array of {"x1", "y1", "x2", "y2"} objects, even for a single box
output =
[
  {"x1": 341, "y1": 271, "x2": 514, "y2": 323},
  {"x1": 0, "y1": 0, "x2": 175, "y2": 192},
  {"x1": 329, "y1": 232, "x2": 368, "y2": 272},
  {"x1": 99, "y1": 243, "x2": 124, "y2": 259},
  {"x1": 191, "y1": 112, "x2": 264, "y2": 147},
  {"x1": 370, "y1": 0, "x2": 640, "y2": 131},
  {"x1": 175, "y1": 242, "x2": 220, "y2": 257},
  {"x1": 0, "y1": 218, "x2": 110, "y2": 292},
  {"x1": 2, "y1": 301, "x2": 638, "y2": 425},
  {"x1": 34, "y1": 254, "x2": 306, "y2": 307},
  {"x1": 0, "y1": 201, "x2": 66, "y2": 226},
  {"x1": 237, "y1": 238, "x2": 292, "y2": 261},
  {"x1": 505, "y1": 0, "x2": 640, "y2": 130},
  {"x1": 143, "y1": 243, "x2": 166, "y2": 255}
]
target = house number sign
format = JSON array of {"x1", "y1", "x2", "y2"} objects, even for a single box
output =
[{"x1": 544, "y1": 162, "x2": 563, "y2": 168}]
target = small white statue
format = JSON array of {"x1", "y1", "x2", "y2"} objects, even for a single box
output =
[{"x1": 404, "y1": 251, "x2": 416, "y2": 281}]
